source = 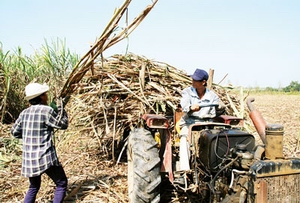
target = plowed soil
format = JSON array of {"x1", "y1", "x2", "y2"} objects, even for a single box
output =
[{"x1": 251, "y1": 94, "x2": 300, "y2": 156}]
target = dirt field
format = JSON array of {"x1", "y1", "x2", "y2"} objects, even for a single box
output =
[
  {"x1": 1, "y1": 93, "x2": 300, "y2": 202},
  {"x1": 250, "y1": 93, "x2": 300, "y2": 156}
]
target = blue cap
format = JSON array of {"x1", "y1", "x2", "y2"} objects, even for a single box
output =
[{"x1": 191, "y1": 69, "x2": 209, "y2": 81}]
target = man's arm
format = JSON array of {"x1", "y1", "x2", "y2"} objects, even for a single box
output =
[
  {"x1": 11, "y1": 117, "x2": 23, "y2": 139},
  {"x1": 48, "y1": 107, "x2": 69, "y2": 130},
  {"x1": 180, "y1": 88, "x2": 192, "y2": 113}
]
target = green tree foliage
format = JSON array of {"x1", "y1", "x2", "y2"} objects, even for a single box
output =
[
  {"x1": 283, "y1": 81, "x2": 300, "y2": 92},
  {"x1": 265, "y1": 87, "x2": 280, "y2": 92}
]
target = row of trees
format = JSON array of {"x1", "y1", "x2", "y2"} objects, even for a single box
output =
[{"x1": 264, "y1": 81, "x2": 300, "y2": 92}]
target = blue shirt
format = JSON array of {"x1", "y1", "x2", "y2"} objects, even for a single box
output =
[
  {"x1": 180, "y1": 86, "x2": 219, "y2": 119},
  {"x1": 11, "y1": 104, "x2": 68, "y2": 177}
]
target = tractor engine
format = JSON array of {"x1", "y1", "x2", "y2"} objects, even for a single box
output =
[
  {"x1": 187, "y1": 119, "x2": 300, "y2": 202},
  {"x1": 196, "y1": 128, "x2": 256, "y2": 172},
  {"x1": 189, "y1": 126, "x2": 258, "y2": 202}
]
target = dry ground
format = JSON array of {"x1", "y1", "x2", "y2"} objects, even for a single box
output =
[
  {"x1": 250, "y1": 94, "x2": 300, "y2": 156},
  {"x1": 1, "y1": 93, "x2": 300, "y2": 202}
]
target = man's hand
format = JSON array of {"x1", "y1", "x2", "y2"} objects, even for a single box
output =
[
  {"x1": 190, "y1": 104, "x2": 200, "y2": 112},
  {"x1": 50, "y1": 100, "x2": 58, "y2": 112}
]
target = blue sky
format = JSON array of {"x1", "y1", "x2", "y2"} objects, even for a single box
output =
[{"x1": 1, "y1": 0, "x2": 300, "y2": 88}]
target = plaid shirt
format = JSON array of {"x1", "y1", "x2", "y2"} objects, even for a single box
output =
[{"x1": 11, "y1": 104, "x2": 68, "y2": 177}]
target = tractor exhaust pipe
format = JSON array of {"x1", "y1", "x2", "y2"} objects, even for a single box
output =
[
  {"x1": 246, "y1": 98, "x2": 266, "y2": 144},
  {"x1": 247, "y1": 97, "x2": 284, "y2": 159}
]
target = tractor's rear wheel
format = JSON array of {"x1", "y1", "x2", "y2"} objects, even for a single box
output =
[{"x1": 127, "y1": 128, "x2": 161, "y2": 203}]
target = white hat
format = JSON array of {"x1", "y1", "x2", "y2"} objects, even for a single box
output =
[{"x1": 25, "y1": 83, "x2": 49, "y2": 101}]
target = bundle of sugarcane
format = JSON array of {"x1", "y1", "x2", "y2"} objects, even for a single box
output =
[
  {"x1": 59, "y1": 0, "x2": 159, "y2": 101},
  {"x1": 66, "y1": 53, "x2": 191, "y2": 140},
  {"x1": 65, "y1": 53, "x2": 244, "y2": 146},
  {"x1": 55, "y1": 0, "x2": 245, "y2": 146}
]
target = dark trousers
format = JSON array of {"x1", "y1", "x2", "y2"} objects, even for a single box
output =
[{"x1": 24, "y1": 165, "x2": 68, "y2": 203}]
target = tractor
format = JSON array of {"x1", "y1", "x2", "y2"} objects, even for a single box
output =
[{"x1": 127, "y1": 97, "x2": 300, "y2": 203}]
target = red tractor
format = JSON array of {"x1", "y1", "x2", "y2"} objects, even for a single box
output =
[{"x1": 127, "y1": 98, "x2": 300, "y2": 203}]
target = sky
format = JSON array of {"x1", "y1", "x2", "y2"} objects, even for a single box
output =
[{"x1": 1, "y1": 0, "x2": 300, "y2": 88}]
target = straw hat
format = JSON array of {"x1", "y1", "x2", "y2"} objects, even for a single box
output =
[{"x1": 25, "y1": 83, "x2": 49, "y2": 101}]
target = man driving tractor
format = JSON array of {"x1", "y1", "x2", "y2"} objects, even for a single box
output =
[{"x1": 178, "y1": 68, "x2": 220, "y2": 171}]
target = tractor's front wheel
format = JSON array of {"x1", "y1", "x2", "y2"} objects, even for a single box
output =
[{"x1": 127, "y1": 128, "x2": 161, "y2": 203}]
